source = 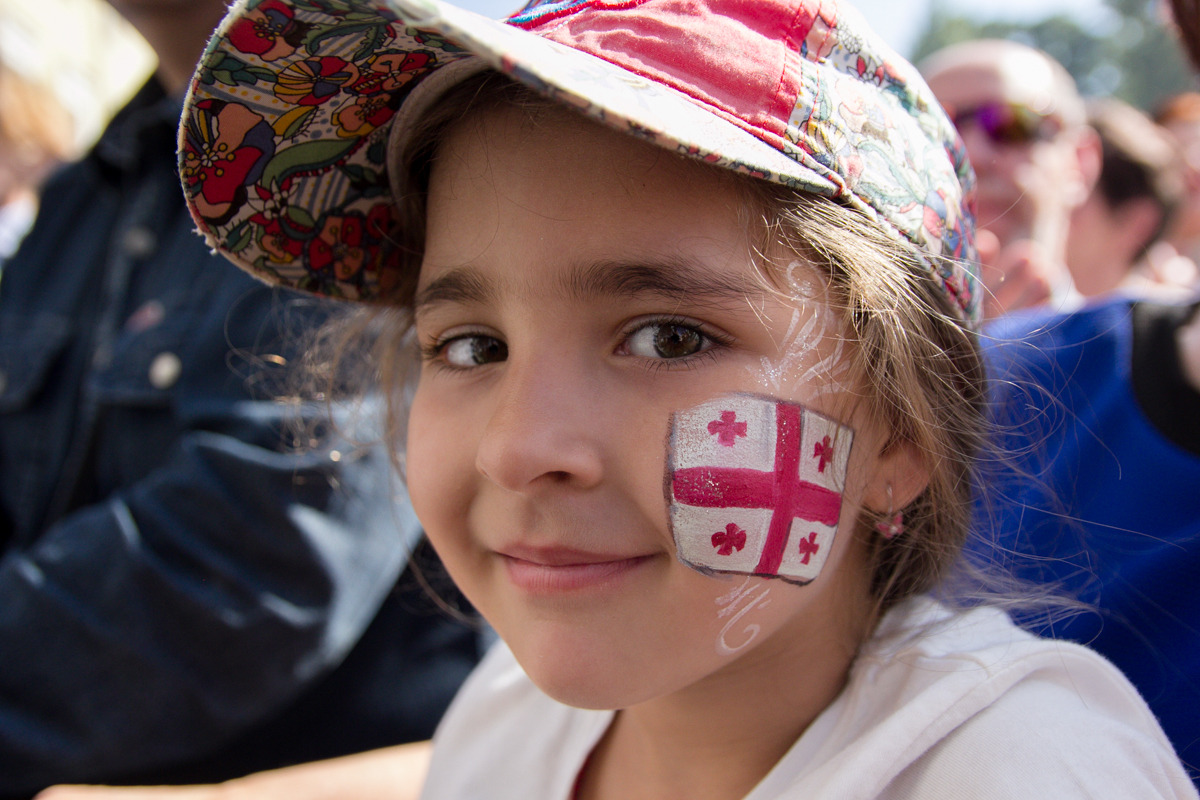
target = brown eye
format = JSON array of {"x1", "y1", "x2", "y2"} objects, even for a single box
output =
[
  {"x1": 443, "y1": 335, "x2": 508, "y2": 367},
  {"x1": 626, "y1": 321, "x2": 709, "y2": 359}
]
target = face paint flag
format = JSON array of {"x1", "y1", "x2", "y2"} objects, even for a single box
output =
[{"x1": 667, "y1": 393, "x2": 853, "y2": 585}]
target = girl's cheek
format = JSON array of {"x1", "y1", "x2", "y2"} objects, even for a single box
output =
[{"x1": 404, "y1": 390, "x2": 453, "y2": 530}]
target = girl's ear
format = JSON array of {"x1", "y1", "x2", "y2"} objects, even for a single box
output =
[{"x1": 862, "y1": 437, "x2": 929, "y2": 514}]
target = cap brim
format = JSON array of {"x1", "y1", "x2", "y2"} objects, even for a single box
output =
[{"x1": 179, "y1": 0, "x2": 838, "y2": 300}]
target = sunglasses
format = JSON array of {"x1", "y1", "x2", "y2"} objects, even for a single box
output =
[{"x1": 947, "y1": 101, "x2": 1063, "y2": 146}]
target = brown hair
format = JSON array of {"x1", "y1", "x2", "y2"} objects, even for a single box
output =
[
  {"x1": 1169, "y1": 0, "x2": 1200, "y2": 73},
  {"x1": 1088, "y1": 98, "x2": 1186, "y2": 260},
  {"x1": 744, "y1": 190, "x2": 987, "y2": 610}
]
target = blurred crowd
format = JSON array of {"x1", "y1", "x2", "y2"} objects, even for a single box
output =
[{"x1": 920, "y1": 34, "x2": 1200, "y2": 783}]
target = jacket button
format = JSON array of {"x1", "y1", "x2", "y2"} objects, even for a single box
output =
[
  {"x1": 149, "y1": 352, "x2": 182, "y2": 389},
  {"x1": 122, "y1": 227, "x2": 157, "y2": 259}
]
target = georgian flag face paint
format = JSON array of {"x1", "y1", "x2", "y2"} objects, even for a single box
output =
[{"x1": 667, "y1": 393, "x2": 853, "y2": 585}]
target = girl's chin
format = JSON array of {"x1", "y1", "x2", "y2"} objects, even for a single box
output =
[
  {"x1": 494, "y1": 614, "x2": 724, "y2": 714},
  {"x1": 522, "y1": 663, "x2": 663, "y2": 711}
]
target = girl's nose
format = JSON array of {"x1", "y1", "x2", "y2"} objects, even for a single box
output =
[{"x1": 475, "y1": 359, "x2": 606, "y2": 493}]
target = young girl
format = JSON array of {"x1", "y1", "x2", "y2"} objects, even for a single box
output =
[{"x1": 174, "y1": 0, "x2": 1197, "y2": 797}]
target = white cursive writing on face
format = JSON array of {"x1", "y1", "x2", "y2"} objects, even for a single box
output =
[{"x1": 715, "y1": 578, "x2": 773, "y2": 655}]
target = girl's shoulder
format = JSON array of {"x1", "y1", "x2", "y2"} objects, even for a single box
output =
[{"x1": 753, "y1": 597, "x2": 1197, "y2": 799}]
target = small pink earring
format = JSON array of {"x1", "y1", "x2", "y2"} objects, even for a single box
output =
[{"x1": 875, "y1": 485, "x2": 904, "y2": 539}]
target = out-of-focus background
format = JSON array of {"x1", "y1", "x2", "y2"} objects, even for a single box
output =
[
  {"x1": 0, "y1": 0, "x2": 153, "y2": 151},
  {"x1": 468, "y1": 0, "x2": 1198, "y2": 111},
  {"x1": 0, "y1": 0, "x2": 1193, "y2": 154}
]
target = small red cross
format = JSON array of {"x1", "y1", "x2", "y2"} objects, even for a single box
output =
[
  {"x1": 797, "y1": 532, "x2": 820, "y2": 565},
  {"x1": 813, "y1": 435, "x2": 833, "y2": 472},
  {"x1": 707, "y1": 410, "x2": 748, "y2": 447},
  {"x1": 711, "y1": 522, "x2": 747, "y2": 555}
]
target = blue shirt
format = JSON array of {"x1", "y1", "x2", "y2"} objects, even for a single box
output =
[{"x1": 979, "y1": 296, "x2": 1200, "y2": 782}]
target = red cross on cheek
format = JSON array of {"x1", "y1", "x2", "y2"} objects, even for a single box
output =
[
  {"x1": 707, "y1": 411, "x2": 748, "y2": 447},
  {"x1": 674, "y1": 403, "x2": 842, "y2": 576}
]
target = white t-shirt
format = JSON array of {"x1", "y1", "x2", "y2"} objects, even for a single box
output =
[{"x1": 421, "y1": 596, "x2": 1197, "y2": 800}]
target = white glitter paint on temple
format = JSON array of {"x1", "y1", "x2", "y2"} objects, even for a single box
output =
[{"x1": 751, "y1": 264, "x2": 852, "y2": 399}]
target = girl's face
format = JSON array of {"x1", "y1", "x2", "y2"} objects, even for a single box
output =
[{"x1": 406, "y1": 104, "x2": 892, "y2": 711}]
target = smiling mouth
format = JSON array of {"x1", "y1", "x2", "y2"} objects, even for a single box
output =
[{"x1": 500, "y1": 551, "x2": 654, "y2": 594}]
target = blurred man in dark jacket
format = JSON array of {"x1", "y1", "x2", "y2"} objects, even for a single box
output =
[{"x1": 0, "y1": 1, "x2": 479, "y2": 795}]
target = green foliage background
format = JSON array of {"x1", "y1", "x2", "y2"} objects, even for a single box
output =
[{"x1": 911, "y1": 0, "x2": 1197, "y2": 114}]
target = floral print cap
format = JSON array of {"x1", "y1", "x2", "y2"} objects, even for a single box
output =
[{"x1": 179, "y1": 0, "x2": 980, "y2": 325}]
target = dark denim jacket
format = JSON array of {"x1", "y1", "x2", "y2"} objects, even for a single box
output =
[{"x1": 0, "y1": 81, "x2": 478, "y2": 796}]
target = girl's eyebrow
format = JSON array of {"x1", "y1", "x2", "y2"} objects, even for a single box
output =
[
  {"x1": 415, "y1": 268, "x2": 496, "y2": 312},
  {"x1": 566, "y1": 259, "x2": 761, "y2": 301},
  {"x1": 415, "y1": 259, "x2": 760, "y2": 314}
]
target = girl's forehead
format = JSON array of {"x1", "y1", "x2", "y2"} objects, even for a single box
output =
[
  {"x1": 427, "y1": 101, "x2": 738, "y2": 203},
  {"x1": 418, "y1": 104, "x2": 775, "y2": 293}
]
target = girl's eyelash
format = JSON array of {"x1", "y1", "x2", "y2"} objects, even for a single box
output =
[
  {"x1": 626, "y1": 315, "x2": 733, "y2": 341},
  {"x1": 417, "y1": 336, "x2": 446, "y2": 362},
  {"x1": 418, "y1": 338, "x2": 448, "y2": 362},
  {"x1": 637, "y1": 346, "x2": 724, "y2": 374}
]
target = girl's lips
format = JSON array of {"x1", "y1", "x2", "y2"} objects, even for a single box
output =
[{"x1": 500, "y1": 551, "x2": 654, "y2": 594}]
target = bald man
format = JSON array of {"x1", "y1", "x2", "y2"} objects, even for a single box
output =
[{"x1": 922, "y1": 40, "x2": 1101, "y2": 319}]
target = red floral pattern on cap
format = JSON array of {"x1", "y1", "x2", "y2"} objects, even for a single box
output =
[
  {"x1": 181, "y1": 98, "x2": 276, "y2": 225},
  {"x1": 228, "y1": 0, "x2": 310, "y2": 61}
]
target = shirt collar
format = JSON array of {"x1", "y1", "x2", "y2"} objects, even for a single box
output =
[{"x1": 93, "y1": 77, "x2": 183, "y2": 175}]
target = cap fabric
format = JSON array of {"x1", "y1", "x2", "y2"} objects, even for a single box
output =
[{"x1": 179, "y1": 0, "x2": 980, "y2": 325}]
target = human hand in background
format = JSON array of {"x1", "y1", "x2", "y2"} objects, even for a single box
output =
[
  {"x1": 34, "y1": 741, "x2": 431, "y2": 800},
  {"x1": 976, "y1": 228, "x2": 1059, "y2": 320}
]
